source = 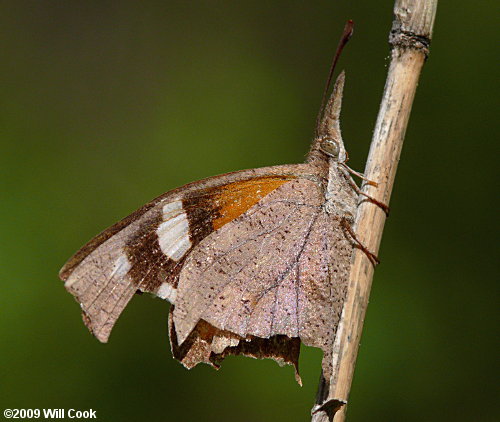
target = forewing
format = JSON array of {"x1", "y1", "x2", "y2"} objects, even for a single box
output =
[{"x1": 59, "y1": 166, "x2": 302, "y2": 342}]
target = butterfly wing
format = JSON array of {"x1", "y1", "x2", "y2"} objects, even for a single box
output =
[
  {"x1": 59, "y1": 165, "x2": 306, "y2": 343},
  {"x1": 172, "y1": 178, "x2": 354, "y2": 380}
]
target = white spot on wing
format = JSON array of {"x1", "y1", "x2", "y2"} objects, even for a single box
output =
[
  {"x1": 110, "y1": 254, "x2": 132, "y2": 279},
  {"x1": 162, "y1": 201, "x2": 183, "y2": 219},
  {"x1": 157, "y1": 282, "x2": 177, "y2": 303},
  {"x1": 157, "y1": 202, "x2": 192, "y2": 261}
]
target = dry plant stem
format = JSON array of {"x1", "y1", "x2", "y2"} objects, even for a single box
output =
[{"x1": 311, "y1": 1, "x2": 437, "y2": 421}]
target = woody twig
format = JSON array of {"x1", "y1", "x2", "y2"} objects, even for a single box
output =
[{"x1": 311, "y1": 1, "x2": 438, "y2": 421}]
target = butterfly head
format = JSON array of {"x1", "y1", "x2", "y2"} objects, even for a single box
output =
[{"x1": 309, "y1": 72, "x2": 348, "y2": 165}]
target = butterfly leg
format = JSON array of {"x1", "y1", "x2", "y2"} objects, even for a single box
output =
[
  {"x1": 343, "y1": 173, "x2": 390, "y2": 216},
  {"x1": 341, "y1": 217, "x2": 380, "y2": 266},
  {"x1": 340, "y1": 162, "x2": 378, "y2": 187},
  {"x1": 339, "y1": 152, "x2": 378, "y2": 187}
]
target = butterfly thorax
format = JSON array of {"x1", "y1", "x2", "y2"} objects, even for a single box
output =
[{"x1": 324, "y1": 163, "x2": 356, "y2": 218}]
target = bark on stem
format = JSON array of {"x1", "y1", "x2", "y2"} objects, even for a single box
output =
[{"x1": 311, "y1": 1, "x2": 437, "y2": 421}]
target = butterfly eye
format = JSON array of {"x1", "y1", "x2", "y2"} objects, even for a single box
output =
[{"x1": 320, "y1": 138, "x2": 340, "y2": 158}]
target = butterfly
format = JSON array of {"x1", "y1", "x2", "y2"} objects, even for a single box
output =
[{"x1": 59, "y1": 23, "x2": 387, "y2": 385}]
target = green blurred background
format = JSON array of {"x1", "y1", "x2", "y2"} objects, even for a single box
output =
[{"x1": 1, "y1": 1, "x2": 498, "y2": 421}]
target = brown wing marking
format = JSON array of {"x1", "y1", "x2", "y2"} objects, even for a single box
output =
[
  {"x1": 168, "y1": 307, "x2": 303, "y2": 385},
  {"x1": 124, "y1": 175, "x2": 295, "y2": 295}
]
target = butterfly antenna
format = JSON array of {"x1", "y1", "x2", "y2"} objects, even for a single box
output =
[{"x1": 315, "y1": 20, "x2": 354, "y2": 137}]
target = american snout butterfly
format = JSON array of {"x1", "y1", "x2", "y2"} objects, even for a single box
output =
[{"x1": 60, "y1": 21, "x2": 385, "y2": 384}]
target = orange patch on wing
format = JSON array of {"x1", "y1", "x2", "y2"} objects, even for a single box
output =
[{"x1": 212, "y1": 176, "x2": 293, "y2": 230}]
